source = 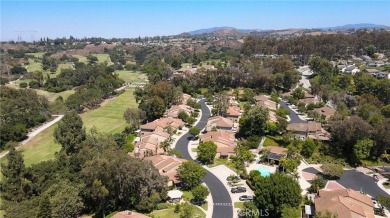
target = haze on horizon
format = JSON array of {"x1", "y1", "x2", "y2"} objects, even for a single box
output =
[{"x1": 1, "y1": 0, "x2": 390, "y2": 41}]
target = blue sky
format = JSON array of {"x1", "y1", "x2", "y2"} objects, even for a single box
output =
[{"x1": 1, "y1": 1, "x2": 390, "y2": 41}]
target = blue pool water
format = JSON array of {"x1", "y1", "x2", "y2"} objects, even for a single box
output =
[{"x1": 257, "y1": 166, "x2": 271, "y2": 177}]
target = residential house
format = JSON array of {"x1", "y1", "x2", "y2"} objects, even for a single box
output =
[
  {"x1": 287, "y1": 121, "x2": 330, "y2": 141},
  {"x1": 177, "y1": 66, "x2": 197, "y2": 74},
  {"x1": 205, "y1": 116, "x2": 235, "y2": 132},
  {"x1": 132, "y1": 134, "x2": 167, "y2": 158},
  {"x1": 224, "y1": 106, "x2": 241, "y2": 122},
  {"x1": 253, "y1": 95, "x2": 278, "y2": 111},
  {"x1": 228, "y1": 97, "x2": 240, "y2": 107},
  {"x1": 113, "y1": 210, "x2": 149, "y2": 218},
  {"x1": 140, "y1": 118, "x2": 185, "y2": 135},
  {"x1": 261, "y1": 146, "x2": 288, "y2": 164},
  {"x1": 365, "y1": 68, "x2": 380, "y2": 75},
  {"x1": 299, "y1": 93, "x2": 320, "y2": 106},
  {"x1": 200, "y1": 131, "x2": 237, "y2": 158},
  {"x1": 313, "y1": 106, "x2": 336, "y2": 121},
  {"x1": 361, "y1": 55, "x2": 372, "y2": 61},
  {"x1": 144, "y1": 155, "x2": 187, "y2": 186},
  {"x1": 198, "y1": 64, "x2": 216, "y2": 71},
  {"x1": 342, "y1": 65, "x2": 360, "y2": 75},
  {"x1": 166, "y1": 104, "x2": 193, "y2": 119},
  {"x1": 375, "y1": 72, "x2": 390, "y2": 79},
  {"x1": 315, "y1": 189, "x2": 375, "y2": 218}
]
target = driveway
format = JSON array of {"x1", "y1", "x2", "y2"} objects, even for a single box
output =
[
  {"x1": 339, "y1": 169, "x2": 390, "y2": 198},
  {"x1": 175, "y1": 99, "x2": 233, "y2": 218},
  {"x1": 297, "y1": 66, "x2": 312, "y2": 90},
  {"x1": 279, "y1": 101, "x2": 305, "y2": 124}
]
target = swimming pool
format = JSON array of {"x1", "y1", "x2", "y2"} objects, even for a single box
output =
[{"x1": 257, "y1": 166, "x2": 271, "y2": 177}]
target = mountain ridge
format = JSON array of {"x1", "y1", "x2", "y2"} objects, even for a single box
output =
[{"x1": 186, "y1": 23, "x2": 389, "y2": 35}]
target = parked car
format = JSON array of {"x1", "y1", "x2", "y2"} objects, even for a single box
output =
[
  {"x1": 231, "y1": 187, "x2": 246, "y2": 193},
  {"x1": 239, "y1": 195, "x2": 253, "y2": 201}
]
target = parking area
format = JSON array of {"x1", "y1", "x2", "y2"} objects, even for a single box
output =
[{"x1": 207, "y1": 165, "x2": 254, "y2": 217}]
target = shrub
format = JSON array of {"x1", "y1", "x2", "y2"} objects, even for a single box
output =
[
  {"x1": 321, "y1": 163, "x2": 344, "y2": 179},
  {"x1": 155, "y1": 203, "x2": 168, "y2": 210},
  {"x1": 19, "y1": 82, "x2": 28, "y2": 88},
  {"x1": 29, "y1": 80, "x2": 40, "y2": 89},
  {"x1": 174, "y1": 204, "x2": 180, "y2": 213}
]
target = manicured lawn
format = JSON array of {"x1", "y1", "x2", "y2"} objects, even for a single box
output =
[
  {"x1": 19, "y1": 124, "x2": 61, "y2": 166},
  {"x1": 17, "y1": 89, "x2": 137, "y2": 166},
  {"x1": 81, "y1": 89, "x2": 137, "y2": 133},
  {"x1": 35, "y1": 89, "x2": 75, "y2": 102},
  {"x1": 26, "y1": 52, "x2": 45, "y2": 58},
  {"x1": 150, "y1": 205, "x2": 206, "y2": 218},
  {"x1": 95, "y1": 54, "x2": 111, "y2": 64},
  {"x1": 234, "y1": 202, "x2": 244, "y2": 209},
  {"x1": 73, "y1": 55, "x2": 88, "y2": 63},
  {"x1": 263, "y1": 137, "x2": 279, "y2": 147},
  {"x1": 26, "y1": 59, "x2": 43, "y2": 72},
  {"x1": 115, "y1": 70, "x2": 147, "y2": 83}
]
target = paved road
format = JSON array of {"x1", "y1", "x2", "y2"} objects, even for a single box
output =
[
  {"x1": 0, "y1": 115, "x2": 64, "y2": 159},
  {"x1": 279, "y1": 101, "x2": 305, "y2": 124},
  {"x1": 175, "y1": 99, "x2": 233, "y2": 218},
  {"x1": 339, "y1": 169, "x2": 390, "y2": 198},
  {"x1": 297, "y1": 66, "x2": 312, "y2": 90}
]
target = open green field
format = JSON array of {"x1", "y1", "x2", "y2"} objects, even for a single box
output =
[
  {"x1": 26, "y1": 59, "x2": 43, "y2": 72},
  {"x1": 26, "y1": 52, "x2": 45, "y2": 58},
  {"x1": 73, "y1": 54, "x2": 111, "y2": 64},
  {"x1": 150, "y1": 205, "x2": 206, "y2": 218},
  {"x1": 115, "y1": 70, "x2": 147, "y2": 83},
  {"x1": 16, "y1": 89, "x2": 137, "y2": 166},
  {"x1": 35, "y1": 89, "x2": 75, "y2": 102},
  {"x1": 81, "y1": 89, "x2": 137, "y2": 133}
]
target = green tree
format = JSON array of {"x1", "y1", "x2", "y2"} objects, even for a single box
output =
[
  {"x1": 381, "y1": 105, "x2": 390, "y2": 118},
  {"x1": 54, "y1": 111, "x2": 86, "y2": 155},
  {"x1": 87, "y1": 55, "x2": 98, "y2": 64},
  {"x1": 352, "y1": 138, "x2": 374, "y2": 165},
  {"x1": 238, "y1": 105, "x2": 269, "y2": 137},
  {"x1": 308, "y1": 176, "x2": 326, "y2": 193},
  {"x1": 279, "y1": 158, "x2": 300, "y2": 173},
  {"x1": 0, "y1": 146, "x2": 27, "y2": 202},
  {"x1": 180, "y1": 202, "x2": 194, "y2": 218},
  {"x1": 292, "y1": 87, "x2": 305, "y2": 99},
  {"x1": 178, "y1": 110, "x2": 189, "y2": 121},
  {"x1": 123, "y1": 108, "x2": 146, "y2": 133},
  {"x1": 366, "y1": 45, "x2": 376, "y2": 58},
  {"x1": 36, "y1": 195, "x2": 52, "y2": 218},
  {"x1": 191, "y1": 185, "x2": 209, "y2": 203},
  {"x1": 252, "y1": 173, "x2": 301, "y2": 217},
  {"x1": 45, "y1": 180, "x2": 84, "y2": 218},
  {"x1": 301, "y1": 138, "x2": 317, "y2": 158},
  {"x1": 189, "y1": 127, "x2": 200, "y2": 138},
  {"x1": 185, "y1": 116, "x2": 196, "y2": 126},
  {"x1": 197, "y1": 141, "x2": 217, "y2": 164},
  {"x1": 139, "y1": 96, "x2": 166, "y2": 121},
  {"x1": 281, "y1": 205, "x2": 300, "y2": 218},
  {"x1": 177, "y1": 161, "x2": 206, "y2": 190},
  {"x1": 213, "y1": 93, "x2": 229, "y2": 116},
  {"x1": 315, "y1": 210, "x2": 338, "y2": 218},
  {"x1": 240, "y1": 202, "x2": 259, "y2": 218}
]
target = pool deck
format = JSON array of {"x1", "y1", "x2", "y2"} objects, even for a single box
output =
[{"x1": 246, "y1": 161, "x2": 277, "y2": 174}]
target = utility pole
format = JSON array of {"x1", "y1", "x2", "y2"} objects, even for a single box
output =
[{"x1": 14, "y1": 30, "x2": 38, "y2": 42}]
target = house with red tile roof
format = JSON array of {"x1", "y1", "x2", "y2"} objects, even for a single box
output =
[
  {"x1": 144, "y1": 155, "x2": 187, "y2": 186},
  {"x1": 224, "y1": 106, "x2": 241, "y2": 122},
  {"x1": 113, "y1": 210, "x2": 149, "y2": 218},
  {"x1": 313, "y1": 106, "x2": 336, "y2": 121},
  {"x1": 287, "y1": 121, "x2": 330, "y2": 141},
  {"x1": 140, "y1": 118, "x2": 185, "y2": 135},
  {"x1": 199, "y1": 131, "x2": 237, "y2": 158},
  {"x1": 315, "y1": 189, "x2": 375, "y2": 218},
  {"x1": 205, "y1": 116, "x2": 235, "y2": 132},
  {"x1": 166, "y1": 104, "x2": 193, "y2": 119},
  {"x1": 253, "y1": 95, "x2": 278, "y2": 111}
]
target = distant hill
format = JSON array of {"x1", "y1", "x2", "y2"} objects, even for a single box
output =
[
  {"x1": 321, "y1": 23, "x2": 389, "y2": 30},
  {"x1": 185, "y1": 24, "x2": 389, "y2": 36}
]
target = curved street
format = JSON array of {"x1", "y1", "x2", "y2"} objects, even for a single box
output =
[{"x1": 175, "y1": 99, "x2": 233, "y2": 218}]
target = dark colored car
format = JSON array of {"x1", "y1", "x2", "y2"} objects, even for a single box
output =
[
  {"x1": 239, "y1": 195, "x2": 253, "y2": 201},
  {"x1": 231, "y1": 186, "x2": 246, "y2": 193}
]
